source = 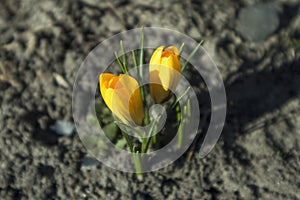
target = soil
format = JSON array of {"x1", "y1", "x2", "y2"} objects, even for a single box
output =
[{"x1": 0, "y1": 0, "x2": 300, "y2": 199}]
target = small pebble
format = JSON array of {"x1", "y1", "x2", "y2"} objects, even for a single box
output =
[
  {"x1": 53, "y1": 73, "x2": 70, "y2": 88},
  {"x1": 237, "y1": 3, "x2": 282, "y2": 41},
  {"x1": 50, "y1": 120, "x2": 75, "y2": 136},
  {"x1": 81, "y1": 157, "x2": 100, "y2": 170}
]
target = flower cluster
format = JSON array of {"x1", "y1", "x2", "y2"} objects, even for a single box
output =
[{"x1": 99, "y1": 46, "x2": 181, "y2": 126}]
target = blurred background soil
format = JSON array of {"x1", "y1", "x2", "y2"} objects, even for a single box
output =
[{"x1": 0, "y1": 0, "x2": 299, "y2": 199}]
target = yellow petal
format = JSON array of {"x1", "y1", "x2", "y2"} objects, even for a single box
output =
[
  {"x1": 149, "y1": 46, "x2": 181, "y2": 103},
  {"x1": 149, "y1": 46, "x2": 164, "y2": 66},
  {"x1": 150, "y1": 83, "x2": 170, "y2": 103},
  {"x1": 164, "y1": 46, "x2": 179, "y2": 56},
  {"x1": 161, "y1": 56, "x2": 180, "y2": 91},
  {"x1": 117, "y1": 74, "x2": 145, "y2": 125},
  {"x1": 160, "y1": 56, "x2": 173, "y2": 90},
  {"x1": 100, "y1": 73, "x2": 114, "y2": 100},
  {"x1": 99, "y1": 73, "x2": 145, "y2": 125},
  {"x1": 129, "y1": 88, "x2": 145, "y2": 125}
]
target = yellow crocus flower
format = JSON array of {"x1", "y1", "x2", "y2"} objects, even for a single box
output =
[
  {"x1": 99, "y1": 73, "x2": 145, "y2": 125},
  {"x1": 149, "y1": 46, "x2": 181, "y2": 103}
]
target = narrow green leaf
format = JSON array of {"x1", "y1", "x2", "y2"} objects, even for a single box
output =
[
  {"x1": 171, "y1": 86, "x2": 191, "y2": 110},
  {"x1": 179, "y1": 42, "x2": 185, "y2": 55},
  {"x1": 103, "y1": 122, "x2": 118, "y2": 141},
  {"x1": 115, "y1": 138, "x2": 127, "y2": 149},
  {"x1": 178, "y1": 122, "x2": 184, "y2": 148},
  {"x1": 120, "y1": 40, "x2": 128, "y2": 72},
  {"x1": 187, "y1": 99, "x2": 191, "y2": 117},
  {"x1": 132, "y1": 50, "x2": 141, "y2": 86},
  {"x1": 138, "y1": 27, "x2": 145, "y2": 98},
  {"x1": 137, "y1": 27, "x2": 149, "y2": 127},
  {"x1": 114, "y1": 52, "x2": 126, "y2": 74},
  {"x1": 139, "y1": 27, "x2": 144, "y2": 71},
  {"x1": 132, "y1": 50, "x2": 138, "y2": 69},
  {"x1": 144, "y1": 116, "x2": 160, "y2": 152},
  {"x1": 181, "y1": 40, "x2": 204, "y2": 72}
]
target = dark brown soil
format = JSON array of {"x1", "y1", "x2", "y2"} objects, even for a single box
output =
[{"x1": 0, "y1": 0, "x2": 299, "y2": 199}]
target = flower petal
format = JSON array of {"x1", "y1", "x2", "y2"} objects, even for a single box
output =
[{"x1": 99, "y1": 73, "x2": 145, "y2": 125}]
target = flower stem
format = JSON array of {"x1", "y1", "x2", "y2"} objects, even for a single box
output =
[
  {"x1": 122, "y1": 131, "x2": 143, "y2": 179},
  {"x1": 121, "y1": 130, "x2": 133, "y2": 151},
  {"x1": 176, "y1": 103, "x2": 184, "y2": 148},
  {"x1": 131, "y1": 29, "x2": 148, "y2": 179},
  {"x1": 137, "y1": 27, "x2": 150, "y2": 126},
  {"x1": 136, "y1": 27, "x2": 149, "y2": 126},
  {"x1": 139, "y1": 27, "x2": 147, "y2": 108},
  {"x1": 133, "y1": 147, "x2": 143, "y2": 180},
  {"x1": 142, "y1": 116, "x2": 160, "y2": 154}
]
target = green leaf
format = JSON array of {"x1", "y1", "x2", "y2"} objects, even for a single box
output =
[
  {"x1": 83, "y1": 135, "x2": 98, "y2": 148},
  {"x1": 103, "y1": 122, "x2": 118, "y2": 141},
  {"x1": 86, "y1": 114, "x2": 101, "y2": 131},
  {"x1": 182, "y1": 40, "x2": 204, "y2": 72},
  {"x1": 179, "y1": 42, "x2": 185, "y2": 55},
  {"x1": 115, "y1": 138, "x2": 127, "y2": 149},
  {"x1": 120, "y1": 40, "x2": 127, "y2": 72}
]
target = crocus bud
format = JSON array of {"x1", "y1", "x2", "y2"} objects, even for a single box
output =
[
  {"x1": 149, "y1": 46, "x2": 181, "y2": 103},
  {"x1": 100, "y1": 73, "x2": 145, "y2": 125}
]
